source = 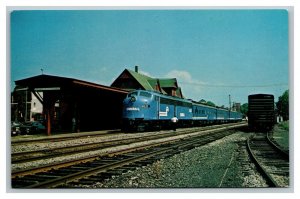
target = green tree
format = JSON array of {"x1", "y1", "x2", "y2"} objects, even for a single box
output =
[
  {"x1": 276, "y1": 90, "x2": 289, "y2": 121},
  {"x1": 199, "y1": 99, "x2": 206, "y2": 104},
  {"x1": 240, "y1": 103, "x2": 248, "y2": 116},
  {"x1": 206, "y1": 101, "x2": 216, "y2": 107},
  {"x1": 198, "y1": 99, "x2": 216, "y2": 107}
]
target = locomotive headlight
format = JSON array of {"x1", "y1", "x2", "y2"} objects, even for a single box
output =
[{"x1": 130, "y1": 96, "x2": 136, "y2": 102}]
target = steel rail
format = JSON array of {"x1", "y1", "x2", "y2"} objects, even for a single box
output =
[
  {"x1": 12, "y1": 122, "x2": 246, "y2": 164},
  {"x1": 267, "y1": 132, "x2": 289, "y2": 158},
  {"x1": 26, "y1": 146, "x2": 172, "y2": 188},
  {"x1": 11, "y1": 130, "x2": 122, "y2": 145},
  {"x1": 12, "y1": 122, "x2": 246, "y2": 145},
  {"x1": 12, "y1": 123, "x2": 244, "y2": 188},
  {"x1": 246, "y1": 134, "x2": 289, "y2": 187},
  {"x1": 11, "y1": 138, "x2": 173, "y2": 178},
  {"x1": 12, "y1": 133, "x2": 170, "y2": 164},
  {"x1": 27, "y1": 130, "x2": 234, "y2": 188}
]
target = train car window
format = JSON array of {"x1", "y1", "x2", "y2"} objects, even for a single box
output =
[
  {"x1": 139, "y1": 91, "x2": 152, "y2": 98},
  {"x1": 160, "y1": 97, "x2": 192, "y2": 108},
  {"x1": 182, "y1": 102, "x2": 192, "y2": 108},
  {"x1": 128, "y1": 92, "x2": 138, "y2": 98},
  {"x1": 160, "y1": 97, "x2": 174, "y2": 105}
]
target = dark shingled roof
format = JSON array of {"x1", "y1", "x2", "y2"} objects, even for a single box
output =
[{"x1": 15, "y1": 74, "x2": 128, "y2": 94}]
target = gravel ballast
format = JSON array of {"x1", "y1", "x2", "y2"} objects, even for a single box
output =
[
  {"x1": 11, "y1": 127, "x2": 238, "y2": 172},
  {"x1": 76, "y1": 131, "x2": 268, "y2": 188},
  {"x1": 12, "y1": 128, "x2": 277, "y2": 188}
]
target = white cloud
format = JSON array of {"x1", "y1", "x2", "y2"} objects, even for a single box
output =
[
  {"x1": 163, "y1": 70, "x2": 242, "y2": 106},
  {"x1": 165, "y1": 70, "x2": 194, "y2": 83},
  {"x1": 139, "y1": 70, "x2": 153, "y2": 77},
  {"x1": 164, "y1": 70, "x2": 205, "y2": 99}
]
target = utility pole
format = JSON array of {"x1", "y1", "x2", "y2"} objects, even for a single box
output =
[
  {"x1": 25, "y1": 90, "x2": 27, "y2": 122},
  {"x1": 229, "y1": 94, "x2": 231, "y2": 119}
]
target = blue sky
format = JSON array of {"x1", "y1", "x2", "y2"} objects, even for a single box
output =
[{"x1": 10, "y1": 9, "x2": 289, "y2": 106}]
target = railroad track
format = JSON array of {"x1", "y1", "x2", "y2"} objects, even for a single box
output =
[
  {"x1": 12, "y1": 123, "x2": 245, "y2": 188},
  {"x1": 11, "y1": 130, "x2": 122, "y2": 145},
  {"x1": 12, "y1": 122, "x2": 246, "y2": 146},
  {"x1": 246, "y1": 133, "x2": 289, "y2": 187},
  {"x1": 12, "y1": 122, "x2": 246, "y2": 164},
  {"x1": 11, "y1": 133, "x2": 168, "y2": 164}
]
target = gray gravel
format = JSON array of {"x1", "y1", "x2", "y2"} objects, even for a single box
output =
[
  {"x1": 75, "y1": 131, "x2": 268, "y2": 188},
  {"x1": 11, "y1": 128, "x2": 271, "y2": 188},
  {"x1": 11, "y1": 131, "x2": 166, "y2": 153},
  {"x1": 11, "y1": 128, "x2": 223, "y2": 172}
]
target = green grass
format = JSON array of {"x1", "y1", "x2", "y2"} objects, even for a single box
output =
[
  {"x1": 278, "y1": 121, "x2": 289, "y2": 131},
  {"x1": 272, "y1": 121, "x2": 289, "y2": 150}
]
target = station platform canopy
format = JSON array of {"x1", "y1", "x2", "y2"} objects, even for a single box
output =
[
  {"x1": 15, "y1": 74, "x2": 128, "y2": 94},
  {"x1": 14, "y1": 74, "x2": 128, "y2": 136}
]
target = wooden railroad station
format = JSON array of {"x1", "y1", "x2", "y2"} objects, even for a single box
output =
[
  {"x1": 14, "y1": 74, "x2": 128, "y2": 136},
  {"x1": 13, "y1": 66, "x2": 184, "y2": 136}
]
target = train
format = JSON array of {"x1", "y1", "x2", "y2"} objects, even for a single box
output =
[
  {"x1": 248, "y1": 94, "x2": 275, "y2": 131},
  {"x1": 122, "y1": 90, "x2": 242, "y2": 131}
]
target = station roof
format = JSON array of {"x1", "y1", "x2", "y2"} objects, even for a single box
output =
[
  {"x1": 111, "y1": 68, "x2": 184, "y2": 98},
  {"x1": 157, "y1": 78, "x2": 178, "y2": 88},
  {"x1": 15, "y1": 74, "x2": 129, "y2": 94},
  {"x1": 126, "y1": 69, "x2": 178, "y2": 89},
  {"x1": 126, "y1": 69, "x2": 154, "y2": 91}
]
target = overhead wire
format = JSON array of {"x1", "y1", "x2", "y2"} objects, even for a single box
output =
[{"x1": 178, "y1": 81, "x2": 288, "y2": 88}]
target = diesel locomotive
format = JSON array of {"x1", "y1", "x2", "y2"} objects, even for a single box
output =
[{"x1": 122, "y1": 90, "x2": 242, "y2": 131}]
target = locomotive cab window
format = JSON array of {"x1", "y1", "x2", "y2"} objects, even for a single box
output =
[
  {"x1": 139, "y1": 91, "x2": 152, "y2": 98},
  {"x1": 128, "y1": 91, "x2": 138, "y2": 98}
]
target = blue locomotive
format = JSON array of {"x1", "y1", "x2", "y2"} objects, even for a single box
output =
[{"x1": 122, "y1": 90, "x2": 242, "y2": 131}]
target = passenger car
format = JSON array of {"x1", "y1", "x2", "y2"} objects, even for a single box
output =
[{"x1": 122, "y1": 90, "x2": 242, "y2": 131}]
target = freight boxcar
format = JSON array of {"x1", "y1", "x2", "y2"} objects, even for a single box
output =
[{"x1": 248, "y1": 94, "x2": 275, "y2": 131}]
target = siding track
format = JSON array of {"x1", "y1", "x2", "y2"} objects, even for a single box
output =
[{"x1": 246, "y1": 133, "x2": 289, "y2": 187}]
